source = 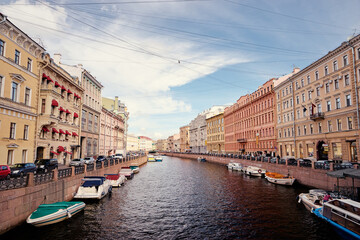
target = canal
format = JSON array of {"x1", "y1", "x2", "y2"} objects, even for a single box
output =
[{"x1": 2, "y1": 156, "x2": 341, "y2": 240}]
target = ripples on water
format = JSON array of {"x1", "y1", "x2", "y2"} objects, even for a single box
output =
[{"x1": 2, "y1": 156, "x2": 341, "y2": 240}]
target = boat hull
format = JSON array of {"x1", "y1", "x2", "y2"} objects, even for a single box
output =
[
  {"x1": 27, "y1": 202, "x2": 85, "y2": 227},
  {"x1": 298, "y1": 193, "x2": 322, "y2": 212}
]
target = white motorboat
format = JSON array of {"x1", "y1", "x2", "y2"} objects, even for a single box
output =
[
  {"x1": 265, "y1": 172, "x2": 296, "y2": 186},
  {"x1": 26, "y1": 201, "x2": 85, "y2": 227},
  {"x1": 155, "y1": 156, "x2": 163, "y2": 162},
  {"x1": 120, "y1": 167, "x2": 134, "y2": 179},
  {"x1": 148, "y1": 155, "x2": 156, "y2": 162},
  {"x1": 297, "y1": 189, "x2": 327, "y2": 212},
  {"x1": 105, "y1": 173, "x2": 126, "y2": 187},
  {"x1": 74, "y1": 176, "x2": 112, "y2": 200},
  {"x1": 227, "y1": 162, "x2": 243, "y2": 171},
  {"x1": 244, "y1": 166, "x2": 266, "y2": 177}
]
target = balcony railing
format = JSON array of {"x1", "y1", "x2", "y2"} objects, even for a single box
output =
[
  {"x1": 310, "y1": 112, "x2": 325, "y2": 120},
  {"x1": 237, "y1": 138, "x2": 247, "y2": 143}
]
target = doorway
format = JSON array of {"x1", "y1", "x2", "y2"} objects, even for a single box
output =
[{"x1": 317, "y1": 141, "x2": 328, "y2": 160}]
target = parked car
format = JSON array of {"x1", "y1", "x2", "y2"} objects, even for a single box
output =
[
  {"x1": 83, "y1": 157, "x2": 95, "y2": 165},
  {"x1": 270, "y1": 157, "x2": 277, "y2": 163},
  {"x1": 0, "y1": 165, "x2": 11, "y2": 180},
  {"x1": 69, "y1": 158, "x2": 85, "y2": 167},
  {"x1": 96, "y1": 155, "x2": 106, "y2": 162},
  {"x1": 114, "y1": 153, "x2": 123, "y2": 159},
  {"x1": 314, "y1": 160, "x2": 331, "y2": 170},
  {"x1": 297, "y1": 158, "x2": 313, "y2": 167},
  {"x1": 36, "y1": 159, "x2": 58, "y2": 173},
  {"x1": 10, "y1": 163, "x2": 37, "y2": 177}
]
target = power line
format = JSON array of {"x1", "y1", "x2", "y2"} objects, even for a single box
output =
[{"x1": 0, "y1": 0, "x2": 211, "y2": 5}]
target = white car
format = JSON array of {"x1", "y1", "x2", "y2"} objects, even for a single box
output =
[{"x1": 83, "y1": 157, "x2": 95, "y2": 164}]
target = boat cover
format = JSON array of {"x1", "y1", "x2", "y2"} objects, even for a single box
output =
[
  {"x1": 105, "y1": 174, "x2": 119, "y2": 180},
  {"x1": 30, "y1": 202, "x2": 82, "y2": 219},
  {"x1": 82, "y1": 179, "x2": 103, "y2": 187},
  {"x1": 327, "y1": 169, "x2": 360, "y2": 179}
]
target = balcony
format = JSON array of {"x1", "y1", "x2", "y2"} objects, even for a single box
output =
[
  {"x1": 310, "y1": 112, "x2": 325, "y2": 121},
  {"x1": 237, "y1": 138, "x2": 247, "y2": 143}
]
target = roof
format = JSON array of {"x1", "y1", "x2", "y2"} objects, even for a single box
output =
[{"x1": 327, "y1": 169, "x2": 360, "y2": 179}]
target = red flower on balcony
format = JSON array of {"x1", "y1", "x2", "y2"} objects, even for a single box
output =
[{"x1": 57, "y1": 146, "x2": 65, "y2": 152}]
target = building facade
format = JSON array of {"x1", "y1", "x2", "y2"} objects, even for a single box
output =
[
  {"x1": 127, "y1": 134, "x2": 139, "y2": 152},
  {"x1": 156, "y1": 139, "x2": 167, "y2": 152},
  {"x1": 179, "y1": 125, "x2": 190, "y2": 152},
  {"x1": 276, "y1": 36, "x2": 360, "y2": 162},
  {"x1": 0, "y1": 14, "x2": 45, "y2": 165},
  {"x1": 138, "y1": 136, "x2": 153, "y2": 152},
  {"x1": 206, "y1": 112, "x2": 225, "y2": 153},
  {"x1": 99, "y1": 107, "x2": 124, "y2": 156},
  {"x1": 224, "y1": 79, "x2": 276, "y2": 155},
  {"x1": 53, "y1": 54, "x2": 103, "y2": 158}
]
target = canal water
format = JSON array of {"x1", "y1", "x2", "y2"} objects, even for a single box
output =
[{"x1": 2, "y1": 156, "x2": 341, "y2": 240}]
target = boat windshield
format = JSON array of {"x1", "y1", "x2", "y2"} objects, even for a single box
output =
[{"x1": 82, "y1": 180, "x2": 102, "y2": 187}]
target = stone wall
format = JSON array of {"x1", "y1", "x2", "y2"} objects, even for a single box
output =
[{"x1": 0, "y1": 156, "x2": 147, "y2": 235}]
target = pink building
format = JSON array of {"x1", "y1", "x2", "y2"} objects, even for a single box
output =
[
  {"x1": 224, "y1": 79, "x2": 276, "y2": 155},
  {"x1": 99, "y1": 107, "x2": 124, "y2": 156}
]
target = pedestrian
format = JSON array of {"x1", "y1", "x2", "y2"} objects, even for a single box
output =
[{"x1": 323, "y1": 193, "x2": 332, "y2": 202}]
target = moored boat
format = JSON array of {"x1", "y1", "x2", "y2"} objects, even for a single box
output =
[
  {"x1": 244, "y1": 166, "x2": 266, "y2": 177},
  {"x1": 313, "y1": 199, "x2": 360, "y2": 240},
  {"x1": 155, "y1": 156, "x2": 163, "y2": 162},
  {"x1": 120, "y1": 167, "x2": 134, "y2": 179},
  {"x1": 197, "y1": 157, "x2": 206, "y2": 162},
  {"x1": 130, "y1": 165, "x2": 140, "y2": 174},
  {"x1": 227, "y1": 162, "x2": 243, "y2": 171},
  {"x1": 147, "y1": 155, "x2": 156, "y2": 162},
  {"x1": 297, "y1": 189, "x2": 327, "y2": 212},
  {"x1": 74, "y1": 176, "x2": 112, "y2": 200},
  {"x1": 265, "y1": 172, "x2": 295, "y2": 186},
  {"x1": 26, "y1": 201, "x2": 85, "y2": 227},
  {"x1": 105, "y1": 173, "x2": 126, "y2": 187}
]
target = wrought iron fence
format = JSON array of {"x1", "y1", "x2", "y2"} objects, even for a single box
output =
[
  {"x1": 34, "y1": 172, "x2": 54, "y2": 185},
  {"x1": 114, "y1": 159, "x2": 119, "y2": 165},
  {"x1": 86, "y1": 163, "x2": 94, "y2": 171},
  {"x1": 0, "y1": 175, "x2": 28, "y2": 190},
  {"x1": 96, "y1": 162, "x2": 102, "y2": 169},
  {"x1": 110, "y1": 159, "x2": 114, "y2": 166},
  {"x1": 103, "y1": 160, "x2": 108, "y2": 167},
  {"x1": 75, "y1": 166, "x2": 85, "y2": 175},
  {"x1": 58, "y1": 168, "x2": 72, "y2": 179}
]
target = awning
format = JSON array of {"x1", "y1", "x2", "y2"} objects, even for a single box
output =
[
  {"x1": 65, "y1": 130, "x2": 71, "y2": 135},
  {"x1": 50, "y1": 150, "x2": 59, "y2": 155},
  {"x1": 72, "y1": 132, "x2": 78, "y2": 136},
  {"x1": 54, "y1": 81, "x2": 60, "y2": 88},
  {"x1": 327, "y1": 169, "x2": 360, "y2": 179},
  {"x1": 42, "y1": 127, "x2": 49, "y2": 132},
  {"x1": 51, "y1": 99, "x2": 59, "y2": 107},
  {"x1": 59, "y1": 129, "x2": 65, "y2": 134},
  {"x1": 65, "y1": 151, "x2": 72, "y2": 155},
  {"x1": 61, "y1": 86, "x2": 66, "y2": 91},
  {"x1": 73, "y1": 112, "x2": 79, "y2": 118},
  {"x1": 65, "y1": 109, "x2": 71, "y2": 114},
  {"x1": 42, "y1": 73, "x2": 47, "y2": 80},
  {"x1": 57, "y1": 146, "x2": 65, "y2": 152},
  {"x1": 46, "y1": 76, "x2": 53, "y2": 83},
  {"x1": 52, "y1": 128, "x2": 58, "y2": 133},
  {"x1": 74, "y1": 93, "x2": 78, "y2": 98},
  {"x1": 59, "y1": 107, "x2": 65, "y2": 112},
  {"x1": 67, "y1": 89, "x2": 72, "y2": 94}
]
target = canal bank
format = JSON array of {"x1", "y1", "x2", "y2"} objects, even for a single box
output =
[
  {"x1": 0, "y1": 156, "x2": 147, "y2": 235},
  {"x1": 163, "y1": 153, "x2": 360, "y2": 193}
]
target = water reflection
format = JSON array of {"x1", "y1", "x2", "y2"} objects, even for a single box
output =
[{"x1": 2, "y1": 156, "x2": 340, "y2": 240}]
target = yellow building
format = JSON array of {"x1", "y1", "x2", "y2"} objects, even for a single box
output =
[
  {"x1": 0, "y1": 14, "x2": 45, "y2": 165},
  {"x1": 206, "y1": 112, "x2": 225, "y2": 153},
  {"x1": 179, "y1": 125, "x2": 189, "y2": 152},
  {"x1": 35, "y1": 53, "x2": 84, "y2": 165}
]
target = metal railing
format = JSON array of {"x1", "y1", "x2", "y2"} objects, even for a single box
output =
[
  {"x1": 86, "y1": 163, "x2": 94, "y2": 171},
  {"x1": 110, "y1": 159, "x2": 114, "y2": 166},
  {"x1": 34, "y1": 172, "x2": 54, "y2": 185},
  {"x1": 0, "y1": 175, "x2": 28, "y2": 190},
  {"x1": 75, "y1": 166, "x2": 85, "y2": 175},
  {"x1": 104, "y1": 160, "x2": 109, "y2": 167},
  {"x1": 58, "y1": 168, "x2": 72, "y2": 179},
  {"x1": 96, "y1": 162, "x2": 102, "y2": 169}
]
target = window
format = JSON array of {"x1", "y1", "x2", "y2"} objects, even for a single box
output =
[
  {"x1": 302, "y1": 93, "x2": 305, "y2": 102},
  {"x1": 10, "y1": 122, "x2": 16, "y2": 139},
  {"x1": 81, "y1": 110, "x2": 86, "y2": 130},
  {"x1": 298, "y1": 126, "x2": 301, "y2": 136},
  {"x1": 315, "y1": 71, "x2": 319, "y2": 80},
  {"x1": 318, "y1": 122, "x2": 322, "y2": 133},
  {"x1": 295, "y1": 82, "x2": 299, "y2": 90},
  {"x1": 41, "y1": 99, "x2": 46, "y2": 114},
  {"x1": 358, "y1": 48, "x2": 360, "y2": 59},
  {"x1": 24, "y1": 88, "x2": 30, "y2": 106},
  {"x1": 87, "y1": 138, "x2": 92, "y2": 156},
  {"x1": 304, "y1": 125, "x2": 307, "y2": 135},
  {"x1": 0, "y1": 75, "x2": 3, "y2": 97},
  {"x1": 0, "y1": 39, "x2": 4, "y2": 56},
  {"x1": 346, "y1": 94, "x2": 351, "y2": 106},
  {"x1": 23, "y1": 125, "x2": 29, "y2": 140},
  {"x1": 333, "y1": 60, "x2": 338, "y2": 71},
  {"x1": 324, "y1": 65, "x2": 328, "y2": 75},
  {"x1": 325, "y1": 83, "x2": 330, "y2": 93},
  {"x1": 301, "y1": 79, "x2": 304, "y2": 87},
  {"x1": 327, "y1": 100, "x2": 331, "y2": 111},
  {"x1": 332, "y1": 143, "x2": 342, "y2": 159},
  {"x1": 297, "y1": 110, "x2": 300, "y2": 119},
  {"x1": 27, "y1": 58, "x2": 32, "y2": 71},
  {"x1": 22, "y1": 150, "x2": 27, "y2": 163},
  {"x1": 310, "y1": 124, "x2": 313, "y2": 134},
  {"x1": 328, "y1": 120, "x2": 332, "y2": 132},
  {"x1": 337, "y1": 119, "x2": 342, "y2": 131},
  {"x1": 15, "y1": 50, "x2": 20, "y2": 64},
  {"x1": 277, "y1": 103, "x2": 280, "y2": 111},
  {"x1": 317, "y1": 103, "x2": 322, "y2": 113},
  {"x1": 316, "y1": 87, "x2": 320, "y2": 96},
  {"x1": 93, "y1": 139, "x2": 97, "y2": 155},
  {"x1": 308, "y1": 91, "x2": 312, "y2": 100},
  {"x1": 290, "y1": 98, "x2": 293, "y2": 107},
  {"x1": 334, "y1": 79, "x2": 339, "y2": 89},
  {"x1": 11, "y1": 82, "x2": 18, "y2": 101},
  {"x1": 344, "y1": 74, "x2": 350, "y2": 86},
  {"x1": 343, "y1": 55, "x2": 348, "y2": 66},
  {"x1": 94, "y1": 115, "x2": 98, "y2": 132},
  {"x1": 296, "y1": 96, "x2": 299, "y2": 104},
  {"x1": 278, "y1": 130, "x2": 281, "y2": 138},
  {"x1": 88, "y1": 112, "x2": 93, "y2": 131},
  {"x1": 348, "y1": 117, "x2": 353, "y2": 130},
  {"x1": 336, "y1": 97, "x2": 341, "y2": 109},
  {"x1": 307, "y1": 75, "x2": 310, "y2": 84},
  {"x1": 7, "y1": 150, "x2": 14, "y2": 165}
]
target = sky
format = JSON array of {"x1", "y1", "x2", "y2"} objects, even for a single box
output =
[{"x1": 1, "y1": 0, "x2": 360, "y2": 140}]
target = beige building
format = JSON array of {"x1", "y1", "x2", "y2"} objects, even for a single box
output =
[
  {"x1": 53, "y1": 54, "x2": 103, "y2": 158},
  {"x1": 180, "y1": 125, "x2": 190, "y2": 152},
  {"x1": 138, "y1": 136, "x2": 153, "y2": 152},
  {"x1": 127, "y1": 134, "x2": 139, "y2": 152},
  {"x1": 156, "y1": 139, "x2": 167, "y2": 151},
  {"x1": 36, "y1": 53, "x2": 83, "y2": 164},
  {"x1": 206, "y1": 112, "x2": 225, "y2": 153},
  {"x1": 0, "y1": 14, "x2": 45, "y2": 165},
  {"x1": 276, "y1": 35, "x2": 360, "y2": 162}
]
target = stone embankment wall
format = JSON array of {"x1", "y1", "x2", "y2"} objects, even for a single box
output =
[
  {"x1": 0, "y1": 156, "x2": 147, "y2": 235},
  {"x1": 164, "y1": 153, "x2": 360, "y2": 191}
]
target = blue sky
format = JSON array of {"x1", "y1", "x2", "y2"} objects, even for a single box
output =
[{"x1": 1, "y1": 0, "x2": 360, "y2": 139}]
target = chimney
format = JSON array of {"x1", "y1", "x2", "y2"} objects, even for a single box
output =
[
  {"x1": 114, "y1": 96, "x2": 119, "y2": 111},
  {"x1": 53, "y1": 53, "x2": 62, "y2": 64}
]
